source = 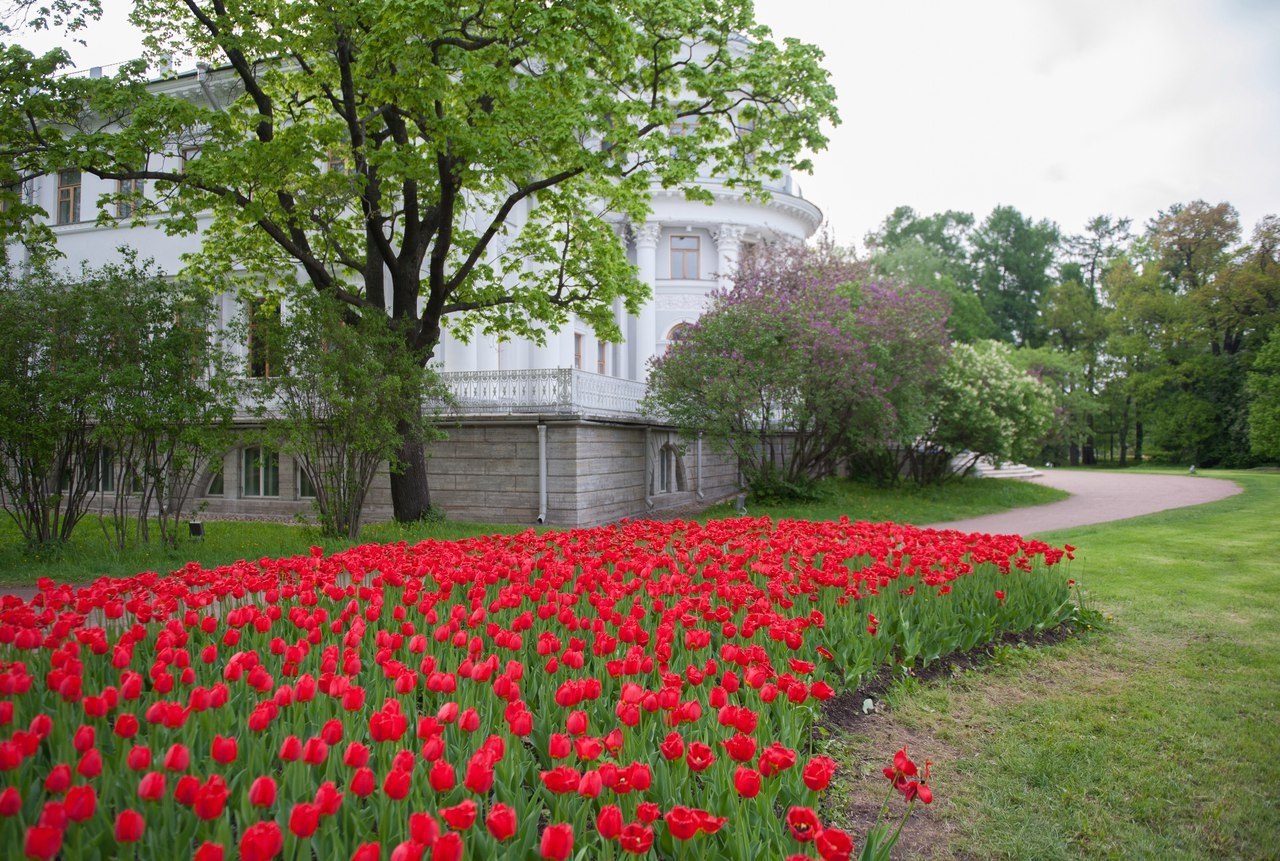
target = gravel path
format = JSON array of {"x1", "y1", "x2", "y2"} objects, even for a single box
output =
[{"x1": 924, "y1": 469, "x2": 1241, "y2": 535}]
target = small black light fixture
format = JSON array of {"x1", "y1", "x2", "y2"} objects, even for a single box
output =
[{"x1": 189, "y1": 521, "x2": 205, "y2": 540}]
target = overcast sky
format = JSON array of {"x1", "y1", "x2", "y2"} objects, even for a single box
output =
[{"x1": 16, "y1": 0, "x2": 1280, "y2": 251}]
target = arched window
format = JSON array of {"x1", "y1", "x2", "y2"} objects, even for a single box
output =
[
  {"x1": 666, "y1": 322, "x2": 693, "y2": 343},
  {"x1": 242, "y1": 446, "x2": 280, "y2": 497}
]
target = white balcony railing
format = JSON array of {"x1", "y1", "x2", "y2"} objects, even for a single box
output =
[{"x1": 439, "y1": 369, "x2": 648, "y2": 420}]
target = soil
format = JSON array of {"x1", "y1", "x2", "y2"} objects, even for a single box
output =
[{"x1": 818, "y1": 624, "x2": 1080, "y2": 860}]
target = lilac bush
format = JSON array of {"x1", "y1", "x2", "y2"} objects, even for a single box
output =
[{"x1": 644, "y1": 246, "x2": 950, "y2": 497}]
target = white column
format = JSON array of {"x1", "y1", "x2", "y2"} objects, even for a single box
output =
[
  {"x1": 634, "y1": 222, "x2": 661, "y2": 381},
  {"x1": 714, "y1": 224, "x2": 745, "y2": 290},
  {"x1": 612, "y1": 297, "x2": 626, "y2": 379}
]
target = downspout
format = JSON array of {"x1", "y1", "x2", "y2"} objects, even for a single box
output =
[
  {"x1": 536, "y1": 424, "x2": 547, "y2": 525},
  {"x1": 696, "y1": 432, "x2": 704, "y2": 500},
  {"x1": 644, "y1": 427, "x2": 655, "y2": 510}
]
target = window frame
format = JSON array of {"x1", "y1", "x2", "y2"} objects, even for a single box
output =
[
  {"x1": 57, "y1": 169, "x2": 82, "y2": 225},
  {"x1": 669, "y1": 234, "x2": 700, "y2": 280},
  {"x1": 242, "y1": 446, "x2": 280, "y2": 498},
  {"x1": 116, "y1": 178, "x2": 145, "y2": 218}
]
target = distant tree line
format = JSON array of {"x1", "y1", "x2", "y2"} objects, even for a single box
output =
[{"x1": 866, "y1": 201, "x2": 1280, "y2": 467}]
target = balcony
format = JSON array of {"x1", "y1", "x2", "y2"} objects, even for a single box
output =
[{"x1": 439, "y1": 369, "x2": 648, "y2": 421}]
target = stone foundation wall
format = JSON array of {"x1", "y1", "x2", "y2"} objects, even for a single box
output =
[{"x1": 93, "y1": 417, "x2": 745, "y2": 528}]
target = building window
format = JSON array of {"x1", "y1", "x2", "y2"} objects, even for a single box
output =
[
  {"x1": 180, "y1": 146, "x2": 201, "y2": 168},
  {"x1": 206, "y1": 468, "x2": 224, "y2": 497},
  {"x1": 596, "y1": 341, "x2": 607, "y2": 375},
  {"x1": 657, "y1": 443, "x2": 687, "y2": 494},
  {"x1": 242, "y1": 447, "x2": 279, "y2": 497},
  {"x1": 574, "y1": 333, "x2": 584, "y2": 370},
  {"x1": 92, "y1": 447, "x2": 114, "y2": 493},
  {"x1": 297, "y1": 464, "x2": 316, "y2": 499},
  {"x1": 247, "y1": 299, "x2": 280, "y2": 378},
  {"x1": 117, "y1": 178, "x2": 145, "y2": 218},
  {"x1": 57, "y1": 169, "x2": 81, "y2": 224},
  {"x1": 670, "y1": 235, "x2": 700, "y2": 280},
  {"x1": 326, "y1": 151, "x2": 349, "y2": 174}
]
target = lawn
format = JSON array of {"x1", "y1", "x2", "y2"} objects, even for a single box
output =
[
  {"x1": 822, "y1": 469, "x2": 1280, "y2": 860},
  {"x1": 0, "y1": 476, "x2": 1066, "y2": 586}
]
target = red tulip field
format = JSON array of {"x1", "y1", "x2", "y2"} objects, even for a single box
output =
[{"x1": 0, "y1": 516, "x2": 1074, "y2": 859}]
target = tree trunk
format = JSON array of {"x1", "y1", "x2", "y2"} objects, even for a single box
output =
[
  {"x1": 1135, "y1": 420, "x2": 1144, "y2": 463},
  {"x1": 389, "y1": 417, "x2": 433, "y2": 522}
]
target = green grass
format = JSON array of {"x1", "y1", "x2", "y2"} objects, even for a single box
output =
[
  {"x1": 831, "y1": 470, "x2": 1280, "y2": 860},
  {"x1": 704, "y1": 475, "x2": 1068, "y2": 525}
]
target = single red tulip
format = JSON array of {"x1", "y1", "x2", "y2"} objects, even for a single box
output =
[
  {"x1": 485, "y1": 803, "x2": 517, "y2": 841},
  {"x1": 115, "y1": 809, "x2": 145, "y2": 843},
  {"x1": 539, "y1": 823, "x2": 573, "y2": 861}
]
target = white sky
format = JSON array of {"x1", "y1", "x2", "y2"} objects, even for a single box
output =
[{"x1": 16, "y1": 0, "x2": 1280, "y2": 251}]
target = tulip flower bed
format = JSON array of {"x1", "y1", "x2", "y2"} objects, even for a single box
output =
[{"x1": 0, "y1": 516, "x2": 1073, "y2": 860}]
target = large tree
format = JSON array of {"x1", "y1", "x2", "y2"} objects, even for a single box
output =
[
  {"x1": 970, "y1": 205, "x2": 1060, "y2": 347},
  {"x1": 0, "y1": 0, "x2": 838, "y2": 520}
]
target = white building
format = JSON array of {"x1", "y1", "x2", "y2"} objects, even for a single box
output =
[{"x1": 15, "y1": 64, "x2": 823, "y2": 526}]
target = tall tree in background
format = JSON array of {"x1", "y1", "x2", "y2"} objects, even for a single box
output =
[
  {"x1": 1065, "y1": 214, "x2": 1132, "y2": 298},
  {"x1": 0, "y1": 0, "x2": 838, "y2": 521},
  {"x1": 864, "y1": 206, "x2": 995, "y2": 342},
  {"x1": 970, "y1": 205, "x2": 1060, "y2": 347}
]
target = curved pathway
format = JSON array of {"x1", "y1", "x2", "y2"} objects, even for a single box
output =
[{"x1": 925, "y1": 470, "x2": 1241, "y2": 535}]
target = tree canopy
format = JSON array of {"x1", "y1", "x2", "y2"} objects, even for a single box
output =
[{"x1": 1, "y1": 0, "x2": 838, "y2": 518}]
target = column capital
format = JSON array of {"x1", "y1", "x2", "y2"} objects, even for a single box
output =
[
  {"x1": 712, "y1": 223, "x2": 746, "y2": 250},
  {"x1": 633, "y1": 221, "x2": 662, "y2": 249}
]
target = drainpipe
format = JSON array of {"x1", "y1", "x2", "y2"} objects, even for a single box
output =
[
  {"x1": 644, "y1": 427, "x2": 655, "y2": 510},
  {"x1": 536, "y1": 424, "x2": 547, "y2": 524},
  {"x1": 696, "y1": 432, "x2": 704, "y2": 500}
]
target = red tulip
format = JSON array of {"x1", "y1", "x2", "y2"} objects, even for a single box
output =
[
  {"x1": 618, "y1": 823, "x2": 654, "y2": 855},
  {"x1": 786, "y1": 806, "x2": 821, "y2": 843},
  {"x1": 240, "y1": 821, "x2": 284, "y2": 861},
  {"x1": 0, "y1": 787, "x2": 20, "y2": 816},
  {"x1": 114, "y1": 714, "x2": 139, "y2": 739},
  {"x1": 194, "y1": 775, "x2": 229, "y2": 820},
  {"x1": 409, "y1": 812, "x2": 440, "y2": 846},
  {"x1": 733, "y1": 766, "x2": 762, "y2": 798},
  {"x1": 279, "y1": 735, "x2": 303, "y2": 762},
  {"x1": 350, "y1": 767, "x2": 376, "y2": 797},
  {"x1": 430, "y1": 833, "x2": 462, "y2": 861},
  {"x1": 126, "y1": 745, "x2": 151, "y2": 770},
  {"x1": 439, "y1": 799, "x2": 476, "y2": 831},
  {"x1": 44, "y1": 763, "x2": 71, "y2": 794},
  {"x1": 249, "y1": 776, "x2": 277, "y2": 807},
  {"x1": 64, "y1": 785, "x2": 96, "y2": 822},
  {"x1": 658, "y1": 732, "x2": 684, "y2": 760},
  {"x1": 76, "y1": 748, "x2": 102, "y2": 778},
  {"x1": 23, "y1": 825, "x2": 62, "y2": 860},
  {"x1": 665, "y1": 806, "x2": 700, "y2": 840},
  {"x1": 802, "y1": 755, "x2": 838, "y2": 791},
  {"x1": 194, "y1": 841, "x2": 225, "y2": 861},
  {"x1": 163, "y1": 743, "x2": 190, "y2": 771},
  {"x1": 596, "y1": 804, "x2": 623, "y2": 840},
  {"x1": 211, "y1": 735, "x2": 238, "y2": 764},
  {"x1": 72, "y1": 724, "x2": 95, "y2": 753},
  {"x1": 289, "y1": 802, "x2": 321, "y2": 838},
  {"x1": 428, "y1": 760, "x2": 455, "y2": 792},
  {"x1": 383, "y1": 769, "x2": 411, "y2": 800},
  {"x1": 315, "y1": 781, "x2": 344, "y2": 816},
  {"x1": 138, "y1": 771, "x2": 167, "y2": 801},
  {"x1": 485, "y1": 803, "x2": 517, "y2": 841},
  {"x1": 686, "y1": 742, "x2": 715, "y2": 772},
  {"x1": 351, "y1": 843, "x2": 380, "y2": 861},
  {"x1": 115, "y1": 808, "x2": 145, "y2": 843},
  {"x1": 816, "y1": 826, "x2": 855, "y2": 861},
  {"x1": 539, "y1": 823, "x2": 573, "y2": 861}
]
